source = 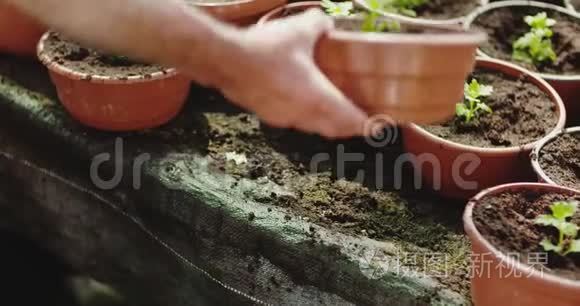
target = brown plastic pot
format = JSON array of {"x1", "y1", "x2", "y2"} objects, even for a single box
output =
[
  {"x1": 189, "y1": 0, "x2": 287, "y2": 25},
  {"x1": 353, "y1": 0, "x2": 489, "y2": 26},
  {"x1": 531, "y1": 126, "x2": 580, "y2": 190},
  {"x1": 0, "y1": 1, "x2": 45, "y2": 56},
  {"x1": 401, "y1": 57, "x2": 567, "y2": 200},
  {"x1": 464, "y1": 0, "x2": 580, "y2": 126},
  {"x1": 464, "y1": 182, "x2": 580, "y2": 306},
  {"x1": 259, "y1": 2, "x2": 487, "y2": 124},
  {"x1": 37, "y1": 32, "x2": 191, "y2": 132}
]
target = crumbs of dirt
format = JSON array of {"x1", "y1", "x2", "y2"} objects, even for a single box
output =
[
  {"x1": 473, "y1": 6, "x2": 580, "y2": 75},
  {"x1": 473, "y1": 190, "x2": 580, "y2": 280},
  {"x1": 539, "y1": 132, "x2": 580, "y2": 191},
  {"x1": 203, "y1": 112, "x2": 471, "y2": 296},
  {"x1": 422, "y1": 68, "x2": 558, "y2": 147},
  {"x1": 415, "y1": 0, "x2": 481, "y2": 20},
  {"x1": 42, "y1": 32, "x2": 165, "y2": 78}
]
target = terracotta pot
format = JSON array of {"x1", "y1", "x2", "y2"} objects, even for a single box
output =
[
  {"x1": 353, "y1": 0, "x2": 489, "y2": 26},
  {"x1": 189, "y1": 0, "x2": 287, "y2": 25},
  {"x1": 463, "y1": 0, "x2": 580, "y2": 126},
  {"x1": 259, "y1": 2, "x2": 487, "y2": 124},
  {"x1": 463, "y1": 182, "x2": 580, "y2": 306},
  {"x1": 37, "y1": 32, "x2": 191, "y2": 132},
  {"x1": 531, "y1": 126, "x2": 580, "y2": 190},
  {"x1": 0, "y1": 1, "x2": 45, "y2": 56},
  {"x1": 401, "y1": 58, "x2": 567, "y2": 200}
]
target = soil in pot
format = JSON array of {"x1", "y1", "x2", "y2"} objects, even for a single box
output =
[
  {"x1": 539, "y1": 132, "x2": 580, "y2": 191},
  {"x1": 422, "y1": 68, "x2": 558, "y2": 147},
  {"x1": 473, "y1": 190, "x2": 580, "y2": 280},
  {"x1": 473, "y1": 6, "x2": 580, "y2": 75},
  {"x1": 200, "y1": 112, "x2": 473, "y2": 296},
  {"x1": 43, "y1": 32, "x2": 166, "y2": 78},
  {"x1": 490, "y1": 0, "x2": 567, "y2": 6},
  {"x1": 412, "y1": 0, "x2": 481, "y2": 20}
]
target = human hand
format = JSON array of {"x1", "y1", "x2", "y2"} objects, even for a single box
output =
[{"x1": 208, "y1": 9, "x2": 369, "y2": 138}]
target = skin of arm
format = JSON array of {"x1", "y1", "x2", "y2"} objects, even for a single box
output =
[{"x1": 7, "y1": 0, "x2": 369, "y2": 138}]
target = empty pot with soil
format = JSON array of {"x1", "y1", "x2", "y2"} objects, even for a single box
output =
[
  {"x1": 464, "y1": 1, "x2": 580, "y2": 126},
  {"x1": 354, "y1": 0, "x2": 488, "y2": 25},
  {"x1": 402, "y1": 57, "x2": 566, "y2": 199},
  {"x1": 259, "y1": 2, "x2": 487, "y2": 124},
  {"x1": 532, "y1": 126, "x2": 580, "y2": 191},
  {"x1": 464, "y1": 182, "x2": 580, "y2": 306},
  {"x1": 37, "y1": 32, "x2": 191, "y2": 131},
  {"x1": 187, "y1": 0, "x2": 287, "y2": 25},
  {"x1": 0, "y1": 1, "x2": 45, "y2": 56}
]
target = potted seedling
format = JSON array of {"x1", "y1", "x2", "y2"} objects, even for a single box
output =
[
  {"x1": 464, "y1": 1, "x2": 580, "y2": 126},
  {"x1": 187, "y1": 0, "x2": 287, "y2": 25},
  {"x1": 0, "y1": 1, "x2": 45, "y2": 56},
  {"x1": 354, "y1": 0, "x2": 489, "y2": 25},
  {"x1": 532, "y1": 126, "x2": 580, "y2": 191},
  {"x1": 463, "y1": 182, "x2": 580, "y2": 306},
  {"x1": 259, "y1": 1, "x2": 487, "y2": 124},
  {"x1": 37, "y1": 32, "x2": 191, "y2": 131},
  {"x1": 402, "y1": 57, "x2": 566, "y2": 199}
]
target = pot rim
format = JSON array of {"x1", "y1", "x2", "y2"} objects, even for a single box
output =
[
  {"x1": 463, "y1": 0, "x2": 580, "y2": 81},
  {"x1": 353, "y1": 0, "x2": 489, "y2": 26},
  {"x1": 405, "y1": 57, "x2": 567, "y2": 155},
  {"x1": 463, "y1": 182, "x2": 580, "y2": 289},
  {"x1": 258, "y1": 2, "x2": 488, "y2": 45},
  {"x1": 36, "y1": 32, "x2": 180, "y2": 84},
  {"x1": 531, "y1": 126, "x2": 580, "y2": 189}
]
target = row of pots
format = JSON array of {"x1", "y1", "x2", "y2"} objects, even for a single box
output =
[{"x1": 264, "y1": 3, "x2": 580, "y2": 306}]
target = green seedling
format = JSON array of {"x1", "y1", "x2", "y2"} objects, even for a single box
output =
[
  {"x1": 381, "y1": 0, "x2": 427, "y2": 17},
  {"x1": 455, "y1": 79, "x2": 493, "y2": 123},
  {"x1": 321, "y1": 0, "x2": 354, "y2": 16},
  {"x1": 361, "y1": 0, "x2": 401, "y2": 32},
  {"x1": 535, "y1": 200, "x2": 580, "y2": 256},
  {"x1": 512, "y1": 12, "x2": 557, "y2": 65}
]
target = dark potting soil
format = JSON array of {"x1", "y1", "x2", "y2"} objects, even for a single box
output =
[
  {"x1": 473, "y1": 6, "x2": 580, "y2": 75},
  {"x1": 414, "y1": 0, "x2": 481, "y2": 20},
  {"x1": 202, "y1": 112, "x2": 471, "y2": 296},
  {"x1": 423, "y1": 68, "x2": 558, "y2": 148},
  {"x1": 42, "y1": 32, "x2": 166, "y2": 78},
  {"x1": 473, "y1": 190, "x2": 580, "y2": 280},
  {"x1": 490, "y1": 0, "x2": 567, "y2": 6},
  {"x1": 539, "y1": 132, "x2": 580, "y2": 191}
]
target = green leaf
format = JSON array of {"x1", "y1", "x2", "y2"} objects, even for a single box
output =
[
  {"x1": 456, "y1": 103, "x2": 468, "y2": 117},
  {"x1": 479, "y1": 103, "x2": 492, "y2": 114},
  {"x1": 560, "y1": 222, "x2": 579, "y2": 237},
  {"x1": 551, "y1": 201, "x2": 578, "y2": 220},
  {"x1": 535, "y1": 214, "x2": 561, "y2": 227},
  {"x1": 539, "y1": 238, "x2": 562, "y2": 253},
  {"x1": 567, "y1": 239, "x2": 580, "y2": 254}
]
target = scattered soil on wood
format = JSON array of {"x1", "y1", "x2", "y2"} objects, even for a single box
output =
[
  {"x1": 473, "y1": 6, "x2": 580, "y2": 75},
  {"x1": 201, "y1": 112, "x2": 472, "y2": 296},
  {"x1": 539, "y1": 132, "x2": 580, "y2": 191},
  {"x1": 42, "y1": 32, "x2": 166, "y2": 79},
  {"x1": 423, "y1": 68, "x2": 558, "y2": 147},
  {"x1": 473, "y1": 190, "x2": 580, "y2": 280}
]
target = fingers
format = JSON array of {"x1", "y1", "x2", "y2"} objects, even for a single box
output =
[
  {"x1": 283, "y1": 9, "x2": 334, "y2": 48},
  {"x1": 295, "y1": 56, "x2": 368, "y2": 138}
]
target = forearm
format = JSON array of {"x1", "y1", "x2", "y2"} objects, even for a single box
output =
[{"x1": 7, "y1": 0, "x2": 238, "y2": 84}]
